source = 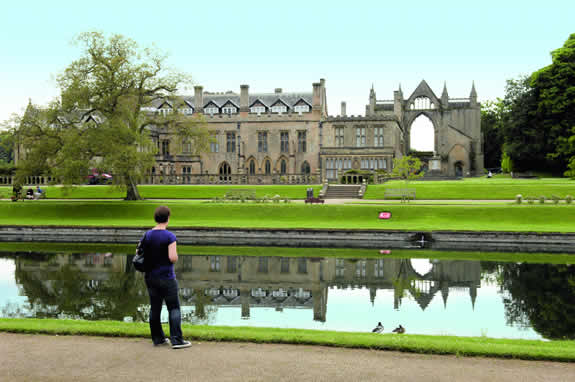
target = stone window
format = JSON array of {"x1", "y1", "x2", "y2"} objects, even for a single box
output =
[
  {"x1": 294, "y1": 105, "x2": 309, "y2": 114},
  {"x1": 222, "y1": 106, "x2": 237, "y2": 114},
  {"x1": 204, "y1": 106, "x2": 219, "y2": 115},
  {"x1": 374, "y1": 127, "x2": 384, "y2": 147},
  {"x1": 161, "y1": 139, "x2": 170, "y2": 156},
  {"x1": 335, "y1": 127, "x2": 344, "y2": 147},
  {"x1": 298, "y1": 131, "x2": 307, "y2": 153},
  {"x1": 355, "y1": 260, "x2": 366, "y2": 278},
  {"x1": 280, "y1": 258, "x2": 290, "y2": 273},
  {"x1": 248, "y1": 159, "x2": 256, "y2": 175},
  {"x1": 258, "y1": 131, "x2": 268, "y2": 153},
  {"x1": 280, "y1": 131, "x2": 289, "y2": 153},
  {"x1": 271, "y1": 105, "x2": 287, "y2": 114},
  {"x1": 335, "y1": 259, "x2": 345, "y2": 277},
  {"x1": 182, "y1": 139, "x2": 192, "y2": 153},
  {"x1": 227, "y1": 257, "x2": 237, "y2": 273},
  {"x1": 264, "y1": 160, "x2": 271, "y2": 175},
  {"x1": 355, "y1": 127, "x2": 366, "y2": 147},
  {"x1": 226, "y1": 132, "x2": 236, "y2": 153},
  {"x1": 297, "y1": 258, "x2": 307, "y2": 274},
  {"x1": 258, "y1": 257, "x2": 269, "y2": 273},
  {"x1": 280, "y1": 159, "x2": 287, "y2": 175},
  {"x1": 374, "y1": 259, "x2": 384, "y2": 278},
  {"x1": 210, "y1": 256, "x2": 221, "y2": 272}
]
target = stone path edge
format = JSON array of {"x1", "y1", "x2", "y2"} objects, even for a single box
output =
[{"x1": 1, "y1": 225, "x2": 574, "y2": 253}]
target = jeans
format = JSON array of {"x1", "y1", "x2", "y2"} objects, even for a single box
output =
[{"x1": 145, "y1": 277, "x2": 184, "y2": 345}]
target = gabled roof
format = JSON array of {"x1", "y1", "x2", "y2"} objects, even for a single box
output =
[
  {"x1": 249, "y1": 98, "x2": 269, "y2": 108},
  {"x1": 270, "y1": 98, "x2": 290, "y2": 108},
  {"x1": 203, "y1": 100, "x2": 221, "y2": 108},
  {"x1": 157, "y1": 100, "x2": 173, "y2": 109},
  {"x1": 221, "y1": 99, "x2": 240, "y2": 109},
  {"x1": 183, "y1": 100, "x2": 194, "y2": 109},
  {"x1": 293, "y1": 97, "x2": 312, "y2": 107},
  {"x1": 407, "y1": 80, "x2": 440, "y2": 104}
]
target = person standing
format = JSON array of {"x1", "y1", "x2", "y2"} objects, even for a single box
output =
[{"x1": 143, "y1": 205, "x2": 191, "y2": 349}]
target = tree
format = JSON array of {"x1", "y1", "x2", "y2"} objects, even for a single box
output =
[
  {"x1": 480, "y1": 100, "x2": 505, "y2": 169},
  {"x1": 531, "y1": 33, "x2": 575, "y2": 176},
  {"x1": 499, "y1": 263, "x2": 575, "y2": 340},
  {"x1": 16, "y1": 32, "x2": 209, "y2": 199},
  {"x1": 391, "y1": 155, "x2": 423, "y2": 201}
]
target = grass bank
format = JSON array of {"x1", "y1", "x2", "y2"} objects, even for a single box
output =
[
  {"x1": 1, "y1": 243, "x2": 574, "y2": 264},
  {"x1": 0, "y1": 318, "x2": 573, "y2": 362},
  {"x1": 1, "y1": 201, "x2": 575, "y2": 232},
  {"x1": 364, "y1": 177, "x2": 575, "y2": 200},
  {"x1": 0, "y1": 185, "x2": 319, "y2": 200}
]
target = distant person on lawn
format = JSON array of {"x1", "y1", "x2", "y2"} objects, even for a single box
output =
[
  {"x1": 143, "y1": 206, "x2": 191, "y2": 349},
  {"x1": 34, "y1": 185, "x2": 44, "y2": 199}
]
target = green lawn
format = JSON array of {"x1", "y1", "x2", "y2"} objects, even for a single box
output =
[
  {"x1": 1, "y1": 318, "x2": 573, "y2": 362},
  {"x1": 364, "y1": 177, "x2": 575, "y2": 200},
  {"x1": 1, "y1": 201, "x2": 575, "y2": 232},
  {"x1": 0, "y1": 185, "x2": 320, "y2": 199}
]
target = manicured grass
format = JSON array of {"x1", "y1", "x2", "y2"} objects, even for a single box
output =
[
  {"x1": 1, "y1": 200, "x2": 575, "y2": 232},
  {"x1": 2, "y1": 243, "x2": 573, "y2": 264},
  {"x1": 364, "y1": 177, "x2": 575, "y2": 200},
  {"x1": 0, "y1": 185, "x2": 320, "y2": 199},
  {"x1": 1, "y1": 318, "x2": 573, "y2": 362}
]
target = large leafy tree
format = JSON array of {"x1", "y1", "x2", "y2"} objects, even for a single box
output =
[
  {"x1": 16, "y1": 32, "x2": 209, "y2": 199},
  {"x1": 480, "y1": 100, "x2": 505, "y2": 169},
  {"x1": 531, "y1": 33, "x2": 575, "y2": 177}
]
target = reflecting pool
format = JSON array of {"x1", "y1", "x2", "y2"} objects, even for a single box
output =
[{"x1": 1, "y1": 250, "x2": 574, "y2": 340}]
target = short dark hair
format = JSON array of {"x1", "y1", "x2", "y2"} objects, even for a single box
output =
[{"x1": 154, "y1": 206, "x2": 171, "y2": 223}]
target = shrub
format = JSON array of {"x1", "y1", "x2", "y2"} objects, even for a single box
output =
[
  {"x1": 538, "y1": 196, "x2": 546, "y2": 204},
  {"x1": 515, "y1": 194, "x2": 523, "y2": 204},
  {"x1": 283, "y1": 197, "x2": 291, "y2": 203},
  {"x1": 566, "y1": 195, "x2": 573, "y2": 204},
  {"x1": 526, "y1": 196, "x2": 535, "y2": 204},
  {"x1": 551, "y1": 195, "x2": 561, "y2": 204},
  {"x1": 272, "y1": 194, "x2": 281, "y2": 204}
]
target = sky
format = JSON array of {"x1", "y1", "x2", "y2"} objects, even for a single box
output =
[{"x1": 1, "y1": 0, "x2": 574, "y2": 132}]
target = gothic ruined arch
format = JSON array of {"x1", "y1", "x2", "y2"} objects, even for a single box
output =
[{"x1": 403, "y1": 81, "x2": 442, "y2": 153}]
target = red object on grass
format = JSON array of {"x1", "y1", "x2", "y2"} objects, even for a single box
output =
[{"x1": 379, "y1": 212, "x2": 392, "y2": 219}]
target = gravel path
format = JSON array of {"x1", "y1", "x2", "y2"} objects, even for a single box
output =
[{"x1": 1, "y1": 333, "x2": 574, "y2": 381}]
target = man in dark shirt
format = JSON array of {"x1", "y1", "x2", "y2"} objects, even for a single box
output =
[{"x1": 143, "y1": 206, "x2": 191, "y2": 349}]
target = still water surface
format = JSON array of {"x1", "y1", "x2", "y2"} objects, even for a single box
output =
[{"x1": 1, "y1": 250, "x2": 573, "y2": 341}]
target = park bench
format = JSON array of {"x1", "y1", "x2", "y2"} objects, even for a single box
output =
[
  {"x1": 305, "y1": 197, "x2": 325, "y2": 204},
  {"x1": 383, "y1": 188, "x2": 416, "y2": 200},
  {"x1": 224, "y1": 189, "x2": 256, "y2": 200}
]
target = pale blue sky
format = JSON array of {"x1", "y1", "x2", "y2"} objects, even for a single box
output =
[{"x1": 1, "y1": 0, "x2": 574, "y2": 124}]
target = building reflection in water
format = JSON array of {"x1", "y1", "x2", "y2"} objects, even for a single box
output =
[{"x1": 13, "y1": 253, "x2": 481, "y2": 324}]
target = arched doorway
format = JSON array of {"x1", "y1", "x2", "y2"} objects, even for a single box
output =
[
  {"x1": 280, "y1": 159, "x2": 287, "y2": 175},
  {"x1": 410, "y1": 114, "x2": 435, "y2": 152},
  {"x1": 301, "y1": 161, "x2": 310, "y2": 175},
  {"x1": 219, "y1": 162, "x2": 231, "y2": 182},
  {"x1": 454, "y1": 161, "x2": 463, "y2": 178}
]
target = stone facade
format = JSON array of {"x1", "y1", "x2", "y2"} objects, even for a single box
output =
[{"x1": 14, "y1": 79, "x2": 483, "y2": 183}]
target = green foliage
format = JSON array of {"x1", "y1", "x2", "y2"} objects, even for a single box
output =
[
  {"x1": 565, "y1": 195, "x2": 573, "y2": 204},
  {"x1": 551, "y1": 195, "x2": 561, "y2": 204},
  {"x1": 501, "y1": 152, "x2": 513, "y2": 173},
  {"x1": 391, "y1": 156, "x2": 424, "y2": 185},
  {"x1": 538, "y1": 196, "x2": 546, "y2": 204},
  {"x1": 14, "y1": 32, "x2": 209, "y2": 200},
  {"x1": 481, "y1": 100, "x2": 506, "y2": 169},
  {"x1": 515, "y1": 194, "x2": 522, "y2": 204},
  {"x1": 500, "y1": 263, "x2": 575, "y2": 340}
]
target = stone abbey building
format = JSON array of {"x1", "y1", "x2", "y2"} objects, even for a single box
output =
[
  {"x1": 12, "y1": 78, "x2": 483, "y2": 185},
  {"x1": 147, "y1": 78, "x2": 482, "y2": 184}
]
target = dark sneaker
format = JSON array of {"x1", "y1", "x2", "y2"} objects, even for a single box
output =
[
  {"x1": 154, "y1": 338, "x2": 170, "y2": 347},
  {"x1": 172, "y1": 340, "x2": 192, "y2": 349}
]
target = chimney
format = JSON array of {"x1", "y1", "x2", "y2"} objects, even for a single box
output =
[
  {"x1": 312, "y1": 82, "x2": 321, "y2": 110},
  {"x1": 341, "y1": 101, "x2": 347, "y2": 116},
  {"x1": 240, "y1": 84, "x2": 249, "y2": 112},
  {"x1": 274, "y1": 88, "x2": 282, "y2": 94},
  {"x1": 194, "y1": 86, "x2": 203, "y2": 113}
]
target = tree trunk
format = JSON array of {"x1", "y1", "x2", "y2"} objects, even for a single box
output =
[{"x1": 125, "y1": 176, "x2": 141, "y2": 200}]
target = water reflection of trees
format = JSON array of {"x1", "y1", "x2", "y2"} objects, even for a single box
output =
[
  {"x1": 499, "y1": 263, "x2": 575, "y2": 340},
  {"x1": 14, "y1": 254, "x2": 149, "y2": 321}
]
